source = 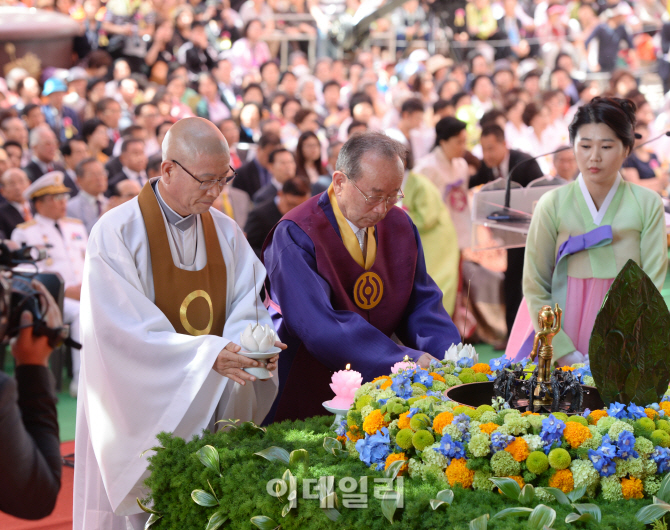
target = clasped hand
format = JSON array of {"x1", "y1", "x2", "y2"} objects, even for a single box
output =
[{"x1": 212, "y1": 341, "x2": 285, "y2": 385}]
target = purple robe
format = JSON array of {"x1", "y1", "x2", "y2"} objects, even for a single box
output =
[{"x1": 262, "y1": 192, "x2": 460, "y2": 422}]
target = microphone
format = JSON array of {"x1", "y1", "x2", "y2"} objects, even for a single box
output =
[
  {"x1": 634, "y1": 130, "x2": 670, "y2": 149},
  {"x1": 487, "y1": 145, "x2": 572, "y2": 223}
]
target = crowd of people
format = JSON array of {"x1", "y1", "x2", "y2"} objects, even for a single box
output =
[{"x1": 0, "y1": 0, "x2": 668, "y2": 387}]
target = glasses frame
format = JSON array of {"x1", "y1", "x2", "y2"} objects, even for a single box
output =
[
  {"x1": 171, "y1": 159, "x2": 237, "y2": 190},
  {"x1": 342, "y1": 172, "x2": 404, "y2": 208}
]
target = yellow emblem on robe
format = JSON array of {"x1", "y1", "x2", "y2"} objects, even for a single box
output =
[
  {"x1": 179, "y1": 290, "x2": 214, "y2": 336},
  {"x1": 353, "y1": 272, "x2": 384, "y2": 310}
]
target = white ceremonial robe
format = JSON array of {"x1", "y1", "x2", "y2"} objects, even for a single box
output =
[{"x1": 73, "y1": 193, "x2": 278, "y2": 530}]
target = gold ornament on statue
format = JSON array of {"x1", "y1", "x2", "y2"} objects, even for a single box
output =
[
  {"x1": 3, "y1": 43, "x2": 41, "y2": 79},
  {"x1": 529, "y1": 303, "x2": 562, "y2": 407}
]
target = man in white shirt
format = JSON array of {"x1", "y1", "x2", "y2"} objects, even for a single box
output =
[
  {"x1": 67, "y1": 158, "x2": 109, "y2": 233},
  {"x1": 73, "y1": 117, "x2": 280, "y2": 530}
]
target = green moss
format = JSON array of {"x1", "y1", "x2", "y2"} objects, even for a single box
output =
[
  {"x1": 474, "y1": 373, "x2": 489, "y2": 382},
  {"x1": 458, "y1": 373, "x2": 475, "y2": 384}
]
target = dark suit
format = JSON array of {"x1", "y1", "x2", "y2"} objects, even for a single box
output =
[
  {"x1": 244, "y1": 198, "x2": 283, "y2": 258},
  {"x1": 232, "y1": 158, "x2": 270, "y2": 199},
  {"x1": 252, "y1": 182, "x2": 280, "y2": 205},
  {"x1": 106, "y1": 168, "x2": 146, "y2": 197},
  {"x1": 469, "y1": 148, "x2": 544, "y2": 336},
  {"x1": 0, "y1": 202, "x2": 27, "y2": 238},
  {"x1": 0, "y1": 366, "x2": 61, "y2": 519},
  {"x1": 105, "y1": 156, "x2": 123, "y2": 180},
  {"x1": 22, "y1": 161, "x2": 79, "y2": 197}
]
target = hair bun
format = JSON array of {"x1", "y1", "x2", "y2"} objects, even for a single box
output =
[{"x1": 591, "y1": 96, "x2": 637, "y2": 126}]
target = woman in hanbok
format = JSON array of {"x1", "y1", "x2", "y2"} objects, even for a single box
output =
[{"x1": 506, "y1": 97, "x2": 667, "y2": 365}]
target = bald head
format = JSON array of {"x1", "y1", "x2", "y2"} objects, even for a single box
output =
[{"x1": 162, "y1": 117, "x2": 230, "y2": 167}]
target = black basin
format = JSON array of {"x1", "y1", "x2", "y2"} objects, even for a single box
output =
[{"x1": 445, "y1": 382, "x2": 605, "y2": 414}]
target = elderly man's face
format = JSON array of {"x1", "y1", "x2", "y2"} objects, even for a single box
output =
[
  {"x1": 554, "y1": 149, "x2": 578, "y2": 180},
  {"x1": 34, "y1": 129, "x2": 58, "y2": 162},
  {"x1": 3, "y1": 118, "x2": 28, "y2": 145},
  {"x1": 5, "y1": 145, "x2": 21, "y2": 168},
  {"x1": 333, "y1": 152, "x2": 404, "y2": 229},
  {"x1": 0, "y1": 169, "x2": 29, "y2": 203},
  {"x1": 271, "y1": 151, "x2": 296, "y2": 184}
]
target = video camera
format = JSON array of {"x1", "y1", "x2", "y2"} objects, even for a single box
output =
[{"x1": 0, "y1": 241, "x2": 76, "y2": 348}]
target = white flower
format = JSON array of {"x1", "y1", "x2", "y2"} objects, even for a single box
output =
[
  {"x1": 444, "y1": 342, "x2": 479, "y2": 364},
  {"x1": 240, "y1": 323, "x2": 276, "y2": 352}
]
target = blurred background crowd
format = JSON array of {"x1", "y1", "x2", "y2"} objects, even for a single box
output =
[{"x1": 0, "y1": 0, "x2": 669, "y2": 360}]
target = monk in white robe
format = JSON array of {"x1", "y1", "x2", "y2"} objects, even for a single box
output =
[{"x1": 73, "y1": 118, "x2": 280, "y2": 530}]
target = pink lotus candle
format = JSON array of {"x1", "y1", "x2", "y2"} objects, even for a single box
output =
[{"x1": 329, "y1": 364, "x2": 362, "y2": 409}]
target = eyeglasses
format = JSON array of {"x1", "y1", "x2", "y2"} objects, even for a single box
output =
[
  {"x1": 343, "y1": 173, "x2": 404, "y2": 207},
  {"x1": 171, "y1": 159, "x2": 236, "y2": 190}
]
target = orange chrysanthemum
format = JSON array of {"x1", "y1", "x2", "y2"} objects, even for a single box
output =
[
  {"x1": 548, "y1": 469, "x2": 574, "y2": 493},
  {"x1": 429, "y1": 372, "x2": 446, "y2": 383},
  {"x1": 433, "y1": 411, "x2": 455, "y2": 434},
  {"x1": 384, "y1": 453, "x2": 408, "y2": 475},
  {"x1": 560, "y1": 366, "x2": 575, "y2": 372},
  {"x1": 363, "y1": 409, "x2": 387, "y2": 435},
  {"x1": 522, "y1": 411, "x2": 540, "y2": 416},
  {"x1": 337, "y1": 435, "x2": 347, "y2": 445},
  {"x1": 505, "y1": 438, "x2": 530, "y2": 462},
  {"x1": 661, "y1": 402, "x2": 670, "y2": 416},
  {"x1": 371, "y1": 375, "x2": 393, "y2": 390},
  {"x1": 563, "y1": 421, "x2": 592, "y2": 449},
  {"x1": 445, "y1": 458, "x2": 475, "y2": 489},
  {"x1": 621, "y1": 477, "x2": 644, "y2": 500},
  {"x1": 480, "y1": 422, "x2": 499, "y2": 435},
  {"x1": 509, "y1": 476, "x2": 525, "y2": 489},
  {"x1": 645, "y1": 408, "x2": 659, "y2": 421},
  {"x1": 347, "y1": 426, "x2": 363, "y2": 442},
  {"x1": 472, "y1": 363, "x2": 493, "y2": 375},
  {"x1": 588, "y1": 410, "x2": 608, "y2": 425},
  {"x1": 397, "y1": 411, "x2": 411, "y2": 430}
]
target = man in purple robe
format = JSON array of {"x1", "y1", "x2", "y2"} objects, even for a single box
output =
[{"x1": 262, "y1": 132, "x2": 460, "y2": 422}]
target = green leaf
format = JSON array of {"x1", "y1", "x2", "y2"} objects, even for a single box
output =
[
  {"x1": 542, "y1": 487, "x2": 571, "y2": 505},
  {"x1": 289, "y1": 449, "x2": 309, "y2": 467},
  {"x1": 567, "y1": 486, "x2": 587, "y2": 503},
  {"x1": 565, "y1": 513, "x2": 595, "y2": 524},
  {"x1": 429, "y1": 489, "x2": 454, "y2": 510},
  {"x1": 196, "y1": 446, "x2": 221, "y2": 476},
  {"x1": 590, "y1": 260, "x2": 670, "y2": 405},
  {"x1": 657, "y1": 474, "x2": 670, "y2": 503},
  {"x1": 254, "y1": 446, "x2": 290, "y2": 465},
  {"x1": 381, "y1": 490, "x2": 400, "y2": 524},
  {"x1": 571, "y1": 503, "x2": 602, "y2": 522},
  {"x1": 205, "y1": 511, "x2": 228, "y2": 530},
  {"x1": 136, "y1": 498, "x2": 160, "y2": 515},
  {"x1": 281, "y1": 502, "x2": 292, "y2": 518},
  {"x1": 491, "y1": 507, "x2": 532, "y2": 520},
  {"x1": 144, "y1": 514, "x2": 162, "y2": 529},
  {"x1": 191, "y1": 489, "x2": 219, "y2": 507},
  {"x1": 636, "y1": 502, "x2": 670, "y2": 524},
  {"x1": 528, "y1": 505, "x2": 556, "y2": 530},
  {"x1": 469, "y1": 514, "x2": 489, "y2": 530},
  {"x1": 322, "y1": 508, "x2": 340, "y2": 522},
  {"x1": 331, "y1": 448, "x2": 348, "y2": 458},
  {"x1": 321, "y1": 491, "x2": 340, "y2": 521},
  {"x1": 489, "y1": 477, "x2": 521, "y2": 501},
  {"x1": 323, "y1": 437, "x2": 342, "y2": 453},
  {"x1": 240, "y1": 420, "x2": 267, "y2": 433},
  {"x1": 518, "y1": 484, "x2": 535, "y2": 505},
  {"x1": 384, "y1": 459, "x2": 405, "y2": 480},
  {"x1": 250, "y1": 515, "x2": 280, "y2": 530}
]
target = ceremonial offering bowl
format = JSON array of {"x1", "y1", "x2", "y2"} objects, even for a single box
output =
[
  {"x1": 323, "y1": 400, "x2": 350, "y2": 428},
  {"x1": 239, "y1": 346, "x2": 281, "y2": 379}
]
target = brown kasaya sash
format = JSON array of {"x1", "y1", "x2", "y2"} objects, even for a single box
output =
[{"x1": 138, "y1": 182, "x2": 227, "y2": 336}]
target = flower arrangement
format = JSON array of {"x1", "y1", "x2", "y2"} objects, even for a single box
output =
[{"x1": 339, "y1": 356, "x2": 670, "y2": 502}]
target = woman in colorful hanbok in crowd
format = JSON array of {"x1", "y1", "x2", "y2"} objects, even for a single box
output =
[{"x1": 506, "y1": 97, "x2": 667, "y2": 365}]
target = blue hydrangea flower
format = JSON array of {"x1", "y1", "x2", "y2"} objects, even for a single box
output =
[
  {"x1": 616, "y1": 431, "x2": 639, "y2": 460},
  {"x1": 414, "y1": 369, "x2": 434, "y2": 387},
  {"x1": 650, "y1": 403, "x2": 661, "y2": 411},
  {"x1": 454, "y1": 366, "x2": 463, "y2": 374},
  {"x1": 627, "y1": 404, "x2": 646, "y2": 420},
  {"x1": 406, "y1": 407, "x2": 420, "y2": 418},
  {"x1": 663, "y1": 396, "x2": 670, "y2": 403},
  {"x1": 486, "y1": 374, "x2": 497, "y2": 381},
  {"x1": 582, "y1": 408, "x2": 592, "y2": 419},
  {"x1": 356, "y1": 427, "x2": 391, "y2": 467},
  {"x1": 607, "y1": 402, "x2": 627, "y2": 419},
  {"x1": 518, "y1": 358, "x2": 529, "y2": 368},
  {"x1": 436, "y1": 433, "x2": 466, "y2": 461},
  {"x1": 391, "y1": 375, "x2": 413, "y2": 399},
  {"x1": 426, "y1": 390, "x2": 445, "y2": 400},
  {"x1": 378, "y1": 398, "x2": 389, "y2": 406},
  {"x1": 652, "y1": 447, "x2": 670, "y2": 473},
  {"x1": 491, "y1": 432, "x2": 515, "y2": 452},
  {"x1": 452, "y1": 413, "x2": 472, "y2": 442},
  {"x1": 588, "y1": 449, "x2": 616, "y2": 477},
  {"x1": 335, "y1": 419, "x2": 347, "y2": 437},
  {"x1": 490, "y1": 356, "x2": 511, "y2": 371},
  {"x1": 599, "y1": 435, "x2": 617, "y2": 459},
  {"x1": 457, "y1": 357, "x2": 474, "y2": 368},
  {"x1": 540, "y1": 414, "x2": 565, "y2": 448}
]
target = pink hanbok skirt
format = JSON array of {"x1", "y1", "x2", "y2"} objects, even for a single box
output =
[{"x1": 505, "y1": 276, "x2": 614, "y2": 364}]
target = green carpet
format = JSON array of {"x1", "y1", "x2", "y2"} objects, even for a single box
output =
[{"x1": 2, "y1": 342, "x2": 504, "y2": 444}]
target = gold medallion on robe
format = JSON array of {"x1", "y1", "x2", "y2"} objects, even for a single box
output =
[{"x1": 353, "y1": 272, "x2": 384, "y2": 310}]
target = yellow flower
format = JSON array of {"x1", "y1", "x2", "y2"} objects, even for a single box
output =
[
  {"x1": 432, "y1": 411, "x2": 454, "y2": 434},
  {"x1": 397, "y1": 412, "x2": 411, "y2": 430},
  {"x1": 505, "y1": 438, "x2": 530, "y2": 462},
  {"x1": 472, "y1": 363, "x2": 493, "y2": 375},
  {"x1": 563, "y1": 422, "x2": 592, "y2": 449},
  {"x1": 445, "y1": 458, "x2": 475, "y2": 489},
  {"x1": 429, "y1": 372, "x2": 446, "y2": 383},
  {"x1": 548, "y1": 469, "x2": 574, "y2": 493},
  {"x1": 363, "y1": 409, "x2": 387, "y2": 435},
  {"x1": 480, "y1": 422, "x2": 499, "y2": 435},
  {"x1": 588, "y1": 410, "x2": 608, "y2": 425},
  {"x1": 645, "y1": 408, "x2": 659, "y2": 421},
  {"x1": 621, "y1": 476, "x2": 644, "y2": 500},
  {"x1": 384, "y1": 453, "x2": 408, "y2": 475}
]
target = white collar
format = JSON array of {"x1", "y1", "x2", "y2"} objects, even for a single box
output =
[
  {"x1": 577, "y1": 172, "x2": 622, "y2": 226},
  {"x1": 78, "y1": 190, "x2": 105, "y2": 204},
  {"x1": 345, "y1": 217, "x2": 364, "y2": 235}
]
